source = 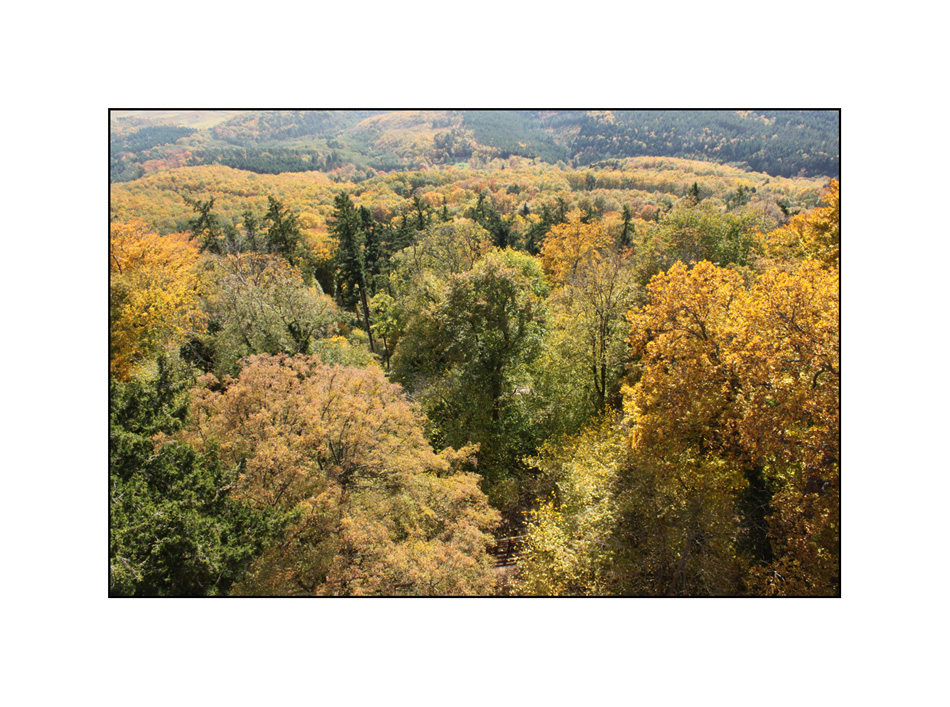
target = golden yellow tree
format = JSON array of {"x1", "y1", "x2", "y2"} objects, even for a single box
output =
[
  {"x1": 625, "y1": 258, "x2": 839, "y2": 595},
  {"x1": 759, "y1": 179, "x2": 839, "y2": 268},
  {"x1": 110, "y1": 220, "x2": 205, "y2": 380},
  {"x1": 624, "y1": 261, "x2": 751, "y2": 594},
  {"x1": 539, "y1": 209, "x2": 613, "y2": 286},
  {"x1": 734, "y1": 262, "x2": 839, "y2": 595},
  {"x1": 515, "y1": 415, "x2": 626, "y2": 596}
]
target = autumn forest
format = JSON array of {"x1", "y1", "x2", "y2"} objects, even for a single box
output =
[{"x1": 109, "y1": 109, "x2": 840, "y2": 597}]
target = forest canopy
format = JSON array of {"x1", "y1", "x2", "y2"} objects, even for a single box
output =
[{"x1": 109, "y1": 110, "x2": 840, "y2": 597}]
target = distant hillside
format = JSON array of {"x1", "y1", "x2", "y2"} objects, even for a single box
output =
[{"x1": 109, "y1": 109, "x2": 839, "y2": 183}]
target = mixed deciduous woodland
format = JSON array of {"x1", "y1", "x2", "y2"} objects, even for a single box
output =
[{"x1": 109, "y1": 109, "x2": 840, "y2": 596}]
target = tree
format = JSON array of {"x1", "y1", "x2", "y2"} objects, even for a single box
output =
[
  {"x1": 382, "y1": 220, "x2": 493, "y2": 375},
  {"x1": 110, "y1": 355, "x2": 276, "y2": 596},
  {"x1": 110, "y1": 220, "x2": 206, "y2": 380},
  {"x1": 625, "y1": 259, "x2": 839, "y2": 595},
  {"x1": 624, "y1": 261, "x2": 752, "y2": 594},
  {"x1": 391, "y1": 219, "x2": 493, "y2": 286},
  {"x1": 759, "y1": 179, "x2": 839, "y2": 268},
  {"x1": 687, "y1": 181, "x2": 701, "y2": 204},
  {"x1": 633, "y1": 204, "x2": 774, "y2": 284},
  {"x1": 439, "y1": 249, "x2": 548, "y2": 424},
  {"x1": 191, "y1": 252, "x2": 340, "y2": 376},
  {"x1": 392, "y1": 249, "x2": 549, "y2": 509},
  {"x1": 182, "y1": 195, "x2": 224, "y2": 254},
  {"x1": 550, "y1": 250, "x2": 639, "y2": 410},
  {"x1": 515, "y1": 415, "x2": 626, "y2": 595},
  {"x1": 329, "y1": 192, "x2": 376, "y2": 353},
  {"x1": 619, "y1": 204, "x2": 634, "y2": 248},
  {"x1": 734, "y1": 261, "x2": 840, "y2": 595},
  {"x1": 539, "y1": 209, "x2": 612, "y2": 286},
  {"x1": 263, "y1": 196, "x2": 305, "y2": 267},
  {"x1": 185, "y1": 354, "x2": 500, "y2": 595}
]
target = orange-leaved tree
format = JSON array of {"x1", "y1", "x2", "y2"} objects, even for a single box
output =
[
  {"x1": 185, "y1": 353, "x2": 500, "y2": 596},
  {"x1": 110, "y1": 220, "x2": 206, "y2": 380}
]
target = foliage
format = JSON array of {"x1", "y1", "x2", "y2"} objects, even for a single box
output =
[
  {"x1": 328, "y1": 192, "x2": 377, "y2": 352},
  {"x1": 108, "y1": 112, "x2": 840, "y2": 597},
  {"x1": 394, "y1": 219, "x2": 494, "y2": 284},
  {"x1": 110, "y1": 356, "x2": 275, "y2": 596},
  {"x1": 626, "y1": 259, "x2": 839, "y2": 595},
  {"x1": 733, "y1": 262, "x2": 840, "y2": 595},
  {"x1": 571, "y1": 110, "x2": 839, "y2": 178},
  {"x1": 111, "y1": 125, "x2": 196, "y2": 182},
  {"x1": 633, "y1": 204, "x2": 775, "y2": 283},
  {"x1": 539, "y1": 210, "x2": 613, "y2": 286},
  {"x1": 391, "y1": 249, "x2": 550, "y2": 509},
  {"x1": 552, "y1": 249, "x2": 639, "y2": 409},
  {"x1": 112, "y1": 110, "x2": 838, "y2": 185},
  {"x1": 185, "y1": 354, "x2": 500, "y2": 595},
  {"x1": 188, "y1": 252, "x2": 339, "y2": 376},
  {"x1": 110, "y1": 220, "x2": 206, "y2": 380},
  {"x1": 515, "y1": 416, "x2": 626, "y2": 595},
  {"x1": 759, "y1": 179, "x2": 840, "y2": 268}
]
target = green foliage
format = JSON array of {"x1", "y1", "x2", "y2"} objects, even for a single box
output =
[
  {"x1": 462, "y1": 110, "x2": 570, "y2": 163},
  {"x1": 263, "y1": 196, "x2": 307, "y2": 267},
  {"x1": 391, "y1": 249, "x2": 550, "y2": 508},
  {"x1": 188, "y1": 253, "x2": 340, "y2": 377},
  {"x1": 183, "y1": 195, "x2": 224, "y2": 254},
  {"x1": 633, "y1": 203, "x2": 774, "y2": 283},
  {"x1": 109, "y1": 356, "x2": 276, "y2": 596},
  {"x1": 572, "y1": 110, "x2": 839, "y2": 178}
]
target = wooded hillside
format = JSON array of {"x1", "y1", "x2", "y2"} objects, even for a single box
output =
[{"x1": 110, "y1": 109, "x2": 839, "y2": 597}]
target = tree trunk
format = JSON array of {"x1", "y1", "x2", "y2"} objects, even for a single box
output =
[{"x1": 357, "y1": 282, "x2": 375, "y2": 354}]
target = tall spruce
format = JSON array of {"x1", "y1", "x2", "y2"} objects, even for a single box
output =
[
  {"x1": 330, "y1": 193, "x2": 376, "y2": 353},
  {"x1": 183, "y1": 195, "x2": 223, "y2": 254},
  {"x1": 263, "y1": 196, "x2": 304, "y2": 266}
]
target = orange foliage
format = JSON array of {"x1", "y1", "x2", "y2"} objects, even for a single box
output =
[
  {"x1": 187, "y1": 354, "x2": 500, "y2": 595},
  {"x1": 109, "y1": 220, "x2": 205, "y2": 379}
]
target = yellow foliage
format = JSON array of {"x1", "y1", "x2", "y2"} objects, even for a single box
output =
[
  {"x1": 110, "y1": 220, "x2": 205, "y2": 379},
  {"x1": 539, "y1": 210, "x2": 613, "y2": 286},
  {"x1": 625, "y1": 257, "x2": 839, "y2": 595},
  {"x1": 759, "y1": 179, "x2": 839, "y2": 268},
  {"x1": 515, "y1": 416, "x2": 627, "y2": 596}
]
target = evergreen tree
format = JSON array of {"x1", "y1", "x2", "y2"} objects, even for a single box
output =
[
  {"x1": 183, "y1": 195, "x2": 223, "y2": 254},
  {"x1": 619, "y1": 204, "x2": 634, "y2": 248},
  {"x1": 110, "y1": 355, "x2": 276, "y2": 596},
  {"x1": 242, "y1": 211, "x2": 260, "y2": 252},
  {"x1": 329, "y1": 193, "x2": 376, "y2": 353},
  {"x1": 263, "y1": 196, "x2": 304, "y2": 265},
  {"x1": 687, "y1": 181, "x2": 701, "y2": 204},
  {"x1": 359, "y1": 205, "x2": 382, "y2": 291}
]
